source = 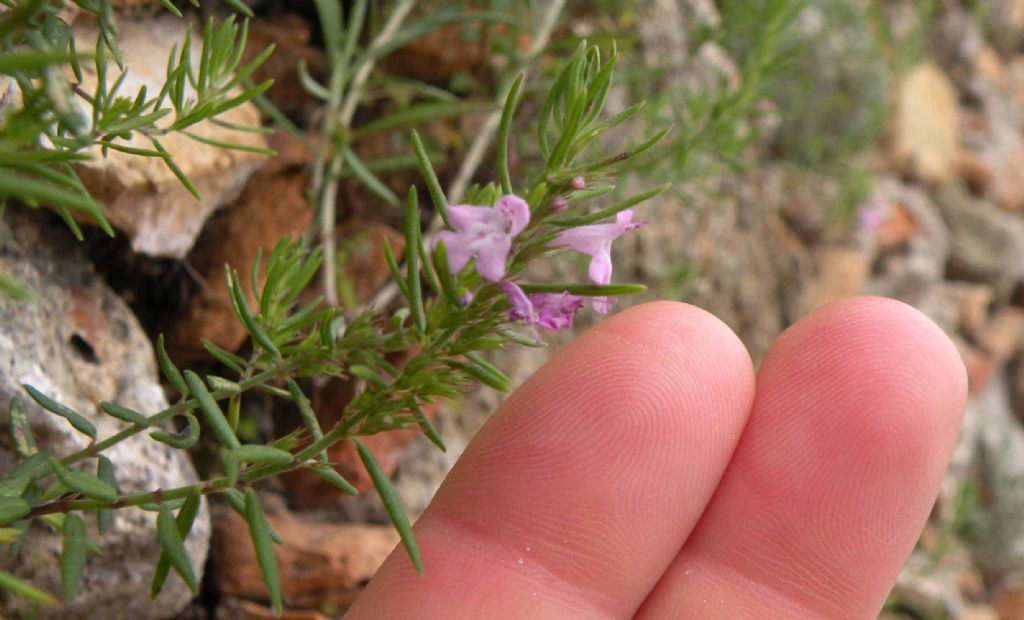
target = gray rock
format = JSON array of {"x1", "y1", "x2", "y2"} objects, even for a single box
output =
[
  {"x1": 960, "y1": 372, "x2": 1024, "y2": 582},
  {"x1": 0, "y1": 207, "x2": 209, "y2": 619},
  {"x1": 863, "y1": 177, "x2": 952, "y2": 321},
  {"x1": 936, "y1": 184, "x2": 1024, "y2": 300}
]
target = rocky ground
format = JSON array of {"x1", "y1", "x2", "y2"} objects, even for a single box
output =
[{"x1": 7, "y1": 0, "x2": 1024, "y2": 618}]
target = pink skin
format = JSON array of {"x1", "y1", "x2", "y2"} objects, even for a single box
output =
[{"x1": 346, "y1": 297, "x2": 966, "y2": 620}]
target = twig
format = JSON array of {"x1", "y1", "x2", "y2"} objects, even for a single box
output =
[{"x1": 319, "y1": 0, "x2": 416, "y2": 307}]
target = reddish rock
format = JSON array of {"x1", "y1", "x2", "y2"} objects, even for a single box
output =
[
  {"x1": 242, "y1": 15, "x2": 327, "y2": 117},
  {"x1": 166, "y1": 131, "x2": 314, "y2": 361},
  {"x1": 974, "y1": 44, "x2": 1008, "y2": 90},
  {"x1": 216, "y1": 598, "x2": 332, "y2": 620},
  {"x1": 998, "y1": 581, "x2": 1024, "y2": 620},
  {"x1": 875, "y1": 202, "x2": 920, "y2": 249},
  {"x1": 212, "y1": 506, "x2": 398, "y2": 612},
  {"x1": 957, "y1": 149, "x2": 996, "y2": 196},
  {"x1": 979, "y1": 307, "x2": 1024, "y2": 366}
]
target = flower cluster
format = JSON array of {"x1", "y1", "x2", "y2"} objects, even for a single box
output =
[{"x1": 434, "y1": 194, "x2": 645, "y2": 331}]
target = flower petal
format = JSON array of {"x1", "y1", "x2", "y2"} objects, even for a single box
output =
[
  {"x1": 434, "y1": 231, "x2": 472, "y2": 274},
  {"x1": 474, "y1": 234, "x2": 512, "y2": 281},
  {"x1": 496, "y1": 195, "x2": 530, "y2": 236},
  {"x1": 587, "y1": 242, "x2": 614, "y2": 285}
]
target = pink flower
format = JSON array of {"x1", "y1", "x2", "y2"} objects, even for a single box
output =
[
  {"x1": 571, "y1": 175, "x2": 586, "y2": 190},
  {"x1": 550, "y1": 196, "x2": 569, "y2": 212},
  {"x1": 433, "y1": 195, "x2": 530, "y2": 281},
  {"x1": 499, "y1": 281, "x2": 583, "y2": 331},
  {"x1": 552, "y1": 208, "x2": 644, "y2": 299}
]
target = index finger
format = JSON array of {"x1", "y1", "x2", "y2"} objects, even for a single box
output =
[{"x1": 346, "y1": 301, "x2": 756, "y2": 619}]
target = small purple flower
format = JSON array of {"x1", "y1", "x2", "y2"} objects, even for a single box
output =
[
  {"x1": 433, "y1": 195, "x2": 530, "y2": 281},
  {"x1": 550, "y1": 196, "x2": 569, "y2": 212},
  {"x1": 571, "y1": 175, "x2": 586, "y2": 190},
  {"x1": 499, "y1": 281, "x2": 583, "y2": 331},
  {"x1": 532, "y1": 291, "x2": 584, "y2": 330},
  {"x1": 857, "y1": 203, "x2": 884, "y2": 236},
  {"x1": 553, "y1": 208, "x2": 644, "y2": 284}
]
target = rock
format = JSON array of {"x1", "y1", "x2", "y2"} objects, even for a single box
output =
[
  {"x1": 958, "y1": 373, "x2": 1024, "y2": 583},
  {"x1": 974, "y1": 44, "x2": 1008, "y2": 90},
  {"x1": 945, "y1": 281, "x2": 993, "y2": 335},
  {"x1": 961, "y1": 604, "x2": 1001, "y2": 620},
  {"x1": 874, "y1": 200, "x2": 920, "y2": 250},
  {"x1": 891, "y1": 547, "x2": 967, "y2": 619},
  {"x1": 981, "y1": 0, "x2": 1024, "y2": 53},
  {"x1": 242, "y1": 15, "x2": 326, "y2": 119},
  {"x1": 954, "y1": 335, "x2": 996, "y2": 395},
  {"x1": 863, "y1": 178, "x2": 951, "y2": 315},
  {"x1": 212, "y1": 505, "x2": 397, "y2": 612},
  {"x1": 997, "y1": 580, "x2": 1024, "y2": 620},
  {"x1": 978, "y1": 308, "x2": 1024, "y2": 367},
  {"x1": 936, "y1": 184, "x2": 1024, "y2": 300},
  {"x1": 959, "y1": 96, "x2": 1024, "y2": 212},
  {"x1": 800, "y1": 246, "x2": 872, "y2": 313},
  {"x1": 890, "y1": 63, "x2": 960, "y2": 183},
  {"x1": 0, "y1": 207, "x2": 209, "y2": 619},
  {"x1": 216, "y1": 598, "x2": 331, "y2": 620},
  {"x1": 71, "y1": 15, "x2": 268, "y2": 258},
  {"x1": 165, "y1": 131, "x2": 313, "y2": 362}
]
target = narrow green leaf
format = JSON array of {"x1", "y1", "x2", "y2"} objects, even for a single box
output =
[
  {"x1": 355, "y1": 439, "x2": 421, "y2": 574},
  {"x1": 497, "y1": 73, "x2": 524, "y2": 196},
  {"x1": 312, "y1": 466, "x2": 358, "y2": 495},
  {"x1": 0, "y1": 497, "x2": 29, "y2": 524},
  {"x1": 0, "y1": 270, "x2": 32, "y2": 301},
  {"x1": 550, "y1": 184, "x2": 670, "y2": 227},
  {"x1": 151, "y1": 139, "x2": 200, "y2": 199},
  {"x1": 0, "y1": 570, "x2": 57, "y2": 606},
  {"x1": 430, "y1": 241, "x2": 463, "y2": 307},
  {"x1": 244, "y1": 488, "x2": 282, "y2": 615},
  {"x1": 341, "y1": 145, "x2": 399, "y2": 207},
  {"x1": 410, "y1": 129, "x2": 448, "y2": 226},
  {"x1": 96, "y1": 456, "x2": 115, "y2": 535},
  {"x1": 8, "y1": 397, "x2": 36, "y2": 458},
  {"x1": 231, "y1": 445, "x2": 293, "y2": 466},
  {"x1": 22, "y1": 385, "x2": 95, "y2": 440},
  {"x1": 348, "y1": 364, "x2": 387, "y2": 388},
  {"x1": 382, "y1": 238, "x2": 410, "y2": 300},
  {"x1": 404, "y1": 188, "x2": 427, "y2": 334},
  {"x1": 183, "y1": 370, "x2": 240, "y2": 450},
  {"x1": 287, "y1": 379, "x2": 323, "y2": 447},
  {"x1": 181, "y1": 130, "x2": 277, "y2": 155},
  {"x1": 227, "y1": 270, "x2": 280, "y2": 359},
  {"x1": 411, "y1": 400, "x2": 444, "y2": 452},
  {"x1": 155, "y1": 334, "x2": 189, "y2": 396},
  {"x1": 48, "y1": 457, "x2": 118, "y2": 503},
  {"x1": 149, "y1": 413, "x2": 200, "y2": 449},
  {"x1": 151, "y1": 488, "x2": 202, "y2": 598},
  {"x1": 206, "y1": 375, "x2": 241, "y2": 395},
  {"x1": 518, "y1": 282, "x2": 647, "y2": 296},
  {"x1": 158, "y1": 0, "x2": 183, "y2": 17},
  {"x1": 444, "y1": 359, "x2": 512, "y2": 392},
  {"x1": 100, "y1": 401, "x2": 149, "y2": 427},
  {"x1": 353, "y1": 101, "x2": 495, "y2": 140},
  {"x1": 60, "y1": 514, "x2": 87, "y2": 602},
  {"x1": 296, "y1": 58, "x2": 330, "y2": 100},
  {"x1": 157, "y1": 506, "x2": 198, "y2": 594},
  {"x1": 201, "y1": 339, "x2": 246, "y2": 373}
]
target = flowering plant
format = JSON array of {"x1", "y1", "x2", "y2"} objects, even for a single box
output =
[{"x1": 0, "y1": 8, "x2": 667, "y2": 613}]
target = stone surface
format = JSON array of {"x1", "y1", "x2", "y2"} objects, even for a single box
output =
[
  {"x1": 212, "y1": 505, "x2": 397, "y2": 612},
  {"x1": 71, "y1": 15, "x2": 268, "y2": 258},
  {"x1": 0, "y1": 207, "x2": 208, "y2": 618},
  {"x1": 165, "y1": 131, "x2": 313, "y2": 362},
  {"x1": 890, "y1": 63, "x2": 960, "y2": 183},
  {"x1": 936, "y1": 184, "x2": 1024, "y2": 300}
]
